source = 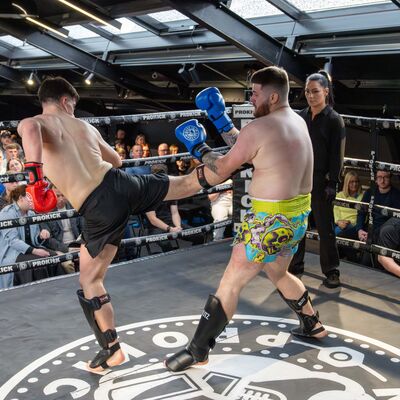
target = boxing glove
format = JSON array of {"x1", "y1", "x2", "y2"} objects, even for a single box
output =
[
  {"x1": 195, "y1": 87, "x2": 234, "y2": 134},
  {"x1": 24, "y1": 161, "x2": 57, "y2": 213},
  {"x1": 175, "y1": 119, "x2": 212, "y2": 161}
]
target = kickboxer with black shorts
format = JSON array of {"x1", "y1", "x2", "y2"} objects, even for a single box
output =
[{"x1": 18, "y1": 77, "x2": 225, "y2": 372}]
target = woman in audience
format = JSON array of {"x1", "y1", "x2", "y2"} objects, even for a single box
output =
[
  {"x1": 0, "y1": 185, "x2": 64, "y2": 287},
  {"x1": 7, "y1": 157, "x2": 24, "y2": 173},
  {"x1": 142, "y1": 143, "x2": 151, "y2": 158},
  {"x1": 334, "y1": 171, "x2": 363, "y2": 238},
  {"x1": 116, "y1": 147, "x2": 127, "y2": 160}
]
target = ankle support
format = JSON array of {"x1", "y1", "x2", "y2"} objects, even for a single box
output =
[
  {"x1": 77, "y1": 289, "x2": 118, "y2": 349},
  {"x1": 188, "y1": 294, "x2": 228, "y2": 361},
  {"x1": 278, "y1": 289, "x2": 320, "y2": 335}
]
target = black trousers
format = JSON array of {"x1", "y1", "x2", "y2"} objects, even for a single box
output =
[{"x1": 289, "y1": 184, "x2": 340, "y2": 276}]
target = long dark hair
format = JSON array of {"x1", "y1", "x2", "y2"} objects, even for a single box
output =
[{"x1": 306, "y1": 70, "x2": 334, "y2": 106}]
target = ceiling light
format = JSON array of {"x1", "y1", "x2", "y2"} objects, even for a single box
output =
[
  {"x1": 57, "y1": 0, "x2": 115, "y2": 28},
  {"x1": 84, "y1": 72, "x2": 94, "y2": 85},
  {"x1": 27, "y1": 71, "x2": 35, "y2": 86},
  {"x1": 12, "y1": 2, "x2": 68, "y2": 38}
]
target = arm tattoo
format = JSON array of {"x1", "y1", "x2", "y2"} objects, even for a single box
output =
[
  {"x1": 202, "y1": 151, "x2": 221, "y2": 174},
  {"x1": 221, "y1": 131, "x2": 239, "y2": 147}
]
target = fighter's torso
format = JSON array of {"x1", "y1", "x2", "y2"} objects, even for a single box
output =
[
  {"x1": 247, "y1": 109, "x2": 313, "y2": 200},
  {"x1": 34, "y1": 113, "x2": 112, "y2": 210}
]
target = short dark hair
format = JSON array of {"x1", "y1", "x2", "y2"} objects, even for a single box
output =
[
  {"x1": 9, "y1": 184, "x2": 27, "y2": 203},
  {"x1": 250, "y1": 66, "x2": 289, "y2": 96},
  {"x1": 38, "y1": 77, "x2": 79, "y2": 104}
]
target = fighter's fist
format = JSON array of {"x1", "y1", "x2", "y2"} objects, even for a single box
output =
[
  {"x1": 24, "y1": 162, "x2": 57, "y2": 213},
  {"x1": 195, "y1": 87, "x2": 234, "y2": 134},
  {"x1": 175, "y1": 119, "x2": 212, "y2": 161}
]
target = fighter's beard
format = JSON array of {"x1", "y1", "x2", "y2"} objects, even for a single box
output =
[{"x1": 253, "y1": 102, "x2": 270, "y2": 118}]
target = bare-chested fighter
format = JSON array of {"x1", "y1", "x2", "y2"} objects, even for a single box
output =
[
  {"x1": 166, "y1": 66, "x2": 328, "y2": 372},
  {"x1": 17, "y1": 77, "x2": 224, "y2": 373}
]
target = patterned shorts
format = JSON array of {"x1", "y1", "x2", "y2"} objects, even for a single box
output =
[{"x1": 233, "y1": 194, "x2": 311, "y2": 263}]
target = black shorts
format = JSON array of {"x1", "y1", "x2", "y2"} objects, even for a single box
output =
[{"x1": 79, "y1": 168, "x2": 170, "y2": 258}]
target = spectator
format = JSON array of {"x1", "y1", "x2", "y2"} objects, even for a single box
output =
[
  {"x1": 0, "y1": 150, "x2": 6, "y2": 175},
  {"x1": 4, "y1": 143, "x2": 22, "y2": 162},
  {"x1": 7, "y1": 158, "x2": 24, "y2": 173},
  {"x1": 142, "y1": 143, "x2": 151, "y2": 158},
  {"x1": 146, "y1": 200, "x2": 205, "y2": 252},
  {"x1": 115, "y1": 128, "x2": 130, "y2": 152},
  {"x1": 125, "y1": 144, "x2": 151, "y2": 175},
  {"x1": 176, "y1": 159, "x2": 192, "y2": 176},
  {"x1": 134, "y1": 133, "x2": 148, "y2": 147},
  {"x1": 209, "y1": 179, "x2": 233, "y2": 240},
  {"x1": 356, "y1": 170, "x2": 400, "y2": 254},
  {"x1": 0, "y1": 185, "x2": 64, "y2": 287},
  {"x1": 289, "y1": 70, "x2": 346, "y2": 288},
  {"x1": 151, "y1": 143, "x2": 170, "y2": 174},
  {"x1": 116, "y1": 147, "x2": 127, "y2": 160},
  {"x1": 40, "y1": 187, "x2": 83, "y2": 254},
  {"x1": 0, "y1": 178, "x2": 18, "y2": 210},
  {"x1": 169, "y1": 144, "x2": 179, "y2": 155},
  {"x1": 334, "y1": 171, "x2": 363, "y2": 238},
  {"x1": 377, "y1": 217, "x2": 400, "y2": 278},
  {"x1": 0, "y1": 130, "x2": 13, "y2": 158}
]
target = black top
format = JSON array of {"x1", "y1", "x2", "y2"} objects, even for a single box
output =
[{"x1": 299, "y1": 105, "x2": 346, "y2": 185}]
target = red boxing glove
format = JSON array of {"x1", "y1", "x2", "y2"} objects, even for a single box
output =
[{"x1": 24, "y1": 162, "x2": 57, "y2": 213}]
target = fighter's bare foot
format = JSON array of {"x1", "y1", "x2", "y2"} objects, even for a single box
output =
[{"x1": 86, "y1": 347, "x2": 125, "y2": 373}]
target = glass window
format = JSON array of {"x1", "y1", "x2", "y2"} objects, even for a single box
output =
[
  {"x1": 65, "y1": 25, "x2": 99, "y2": 39},
  {"x1": 0, "y1": 35, "x2": 24, "y2": 47},
  {"x1": 148, "y1": 10, "x2": 189, "y2": 22},
  {"x1": 230, "y1": 0, "x2": 282, "y2": 18},
  {"x1": 101, "y1": 17, "x2": 146, "y2": 34},
  {"x1": 289, "y1": 0, "x2": 390, "y2": 12}
]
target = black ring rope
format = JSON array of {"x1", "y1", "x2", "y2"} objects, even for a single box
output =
[{"x1": 0, "y1": 220, "x2": 231, "y2": 275}]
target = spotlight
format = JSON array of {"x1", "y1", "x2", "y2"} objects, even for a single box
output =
[
  {"x1": 26, "y1": 71, "x2": 35, "y2": 86},
  {"x1": 84, "y1": 72, "x2": 94, "y2": 85}
]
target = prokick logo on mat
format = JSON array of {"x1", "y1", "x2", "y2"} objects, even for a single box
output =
[{"x1": 1, "y1": 315, "x2": 399, "y2": 400}]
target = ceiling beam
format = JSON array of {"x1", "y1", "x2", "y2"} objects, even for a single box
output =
[
  {"x1": 391, "y1": 0, "x2": 400, "y2": 8},
  {"x1": 265, "y1": 0, "x2": 309, "y2": 21},
  {"x1": 128, "y1": 15, "x2": 167, "y2": 35},
  {"x1": 0, "y1": 64, "x2": 24, "y2": 83},
  {"x1": 0, "y1": 20, "x2": 180, "y2": 99},
  {"x1": 166, "y1": 0, "x2": 315, "y2": 83},
  {"x1": 82, "y1": 23, "x2": 115, "y2": 41}
]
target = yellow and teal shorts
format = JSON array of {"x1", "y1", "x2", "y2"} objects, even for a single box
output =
[{"x1": 233, "y1": 194, "x2": 311, "y2": 263}]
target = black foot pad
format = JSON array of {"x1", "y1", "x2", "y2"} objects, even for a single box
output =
[
  {"x1": 89, "y1": 342, "x2": 120, "y2": 370},
  {"x1": 291, "y1": 325, "x2": 325, "y2": 338},
  {"x1": 165, "y1": 348, "x2": 204, "y2": 372}
]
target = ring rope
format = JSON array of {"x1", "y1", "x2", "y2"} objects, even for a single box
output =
[
  {"x1": 0, "y1": 108, "x2": 399, "y2": 130},
  {"x1": 0, "y1": 220, "x2": 232, "y2": 275}
]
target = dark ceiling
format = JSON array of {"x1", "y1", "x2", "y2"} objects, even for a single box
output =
[{"x1": 0, "y1": 0, "x2": 400, "y2": 120}]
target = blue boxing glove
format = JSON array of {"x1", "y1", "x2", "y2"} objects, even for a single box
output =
[
  {"x1": 195, "y1": 87, "x2": 234, "y2": 134},
  {"x1": 175, "y1": 119, "x2": 212, "y2": 161}
]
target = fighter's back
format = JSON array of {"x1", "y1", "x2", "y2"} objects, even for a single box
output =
[
  {"x1": 245, "y1": 108, "x2": 313, "y2": 200},
  {"x1": 31, "y1": 113, "x2": 113, "y2": 210}
]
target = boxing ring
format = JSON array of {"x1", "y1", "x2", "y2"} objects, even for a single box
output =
[
  {"x1": 0, "y1": 242, "x2": 399, "y2": 399},
  {"x1": 0, "y1": 107, "x2": 400, "y2": 399}
]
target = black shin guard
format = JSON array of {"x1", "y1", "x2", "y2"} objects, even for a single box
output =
[
  {"x1": 77, "y1": 289, "x2": 118, "y2": 350},
  {"x1": 166, "y1": 294, "x2": 228, "y2": 372},
  {"x1": 278, "y1": 289, "x2": 324, "y2": 338}
]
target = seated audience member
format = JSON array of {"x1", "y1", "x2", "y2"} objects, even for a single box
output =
[
  {"x1": 151, "y1": 143, "x2": 170, "y2": 174},
  {"x1": 116, "y1": 147, "x2": 127, "y2": 160},
  {"x1": 125, "y1": 144, "x2": 151, "y2": 175},
  {"x1": 176, "y1": 159, "x2": 192, "y2": 176},
  {"x1": 4, "y1": 143, "x2": 22, "y2": 162},
  {"x1": 356, "y1": 170, "x2": 400, "y2": 265},
  {"x1": 169, "y1": 144, "x2": 179, "y2": 155},
  {"x1": 40, "y1": 187, "x2": 83, "y2": 254},
  {"x1": 115, "y1": 128, "x2": 130, "y2": 152},
  {"x1": 142, "y1": 143, "x2": 151, "y2": 158},
  {"x1": 0, "y1": 130, "x2": 13, "y2": 158},
  {"x1": 135, "y1": 133, "x2": 147, "y2": 146},
  {"x1": 7, "y1": 158, "x2": 24, "y2": 173},
  {"x1": 0, "y1": 178, "x2": 18, "y2": 210},
  {"x1": 377, "y1": 217, "x2": 400, "y2": 278},
  {"x1": 146, "y1": 201, "x2": 205, "y2": 252},
  {"x1": 334, "y1": 171, "x2": 363, "y2": 238},
  {"x1": 209, "y1": 179, "x2": 233, "y2": 240},
  {"x1": 0, "y1": 185, "x2": 65, "y2": 287},
  {"x1": 0, "y1": 150, "x2": 6, "y2": 174}
]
